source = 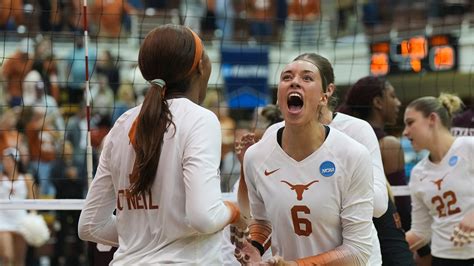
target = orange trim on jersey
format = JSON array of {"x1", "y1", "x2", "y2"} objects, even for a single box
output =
[
  {"x1": 237, "y1": 167, "x2": 251, "y2": 219},
  {"x1": 249, "y1": 221, "x2": 272, "y2": 246},
  {"x1": 128, "y1": 118, "x2": 138, "y2": 148},
  {"x1": 224, "y1": 201, "x2": 241, "y2": 224},
  {"x1": 295, "y1": 246, "x2": 358, "y2": 266},
  {"x1": 186, "y1": 28, "x2": 203, "y2": 77}
]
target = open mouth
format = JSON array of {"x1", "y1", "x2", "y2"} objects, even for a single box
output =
[{"x1": 287, "y1": 92, "x2": 303, "y2": 112}]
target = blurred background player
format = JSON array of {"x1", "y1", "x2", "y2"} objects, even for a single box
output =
[
  {"x1": 403, "y1": 93, "x2": 474, "y2": 266},
  {"x1": 338, "y1": 76, "x2": 419, "y2": 265}
]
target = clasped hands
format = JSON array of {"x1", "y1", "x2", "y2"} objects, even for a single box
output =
[{"x1": 230, "y1": 224, "x2": 296, "y2": 266}]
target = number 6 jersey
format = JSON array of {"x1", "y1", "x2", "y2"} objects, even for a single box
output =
[
  {"x1": 244, "y1": 126, "x2": 374, "y2": 263},
  {"x1": 409, "y1": 136, "x2": 474, "y2": 259}
]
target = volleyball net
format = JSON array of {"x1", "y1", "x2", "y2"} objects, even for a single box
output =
[{"x1": 0, "y1": 1, "x2": 473, "y2": 212}]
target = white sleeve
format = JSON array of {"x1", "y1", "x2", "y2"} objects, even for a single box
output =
[
  {"x1": 243, "y1": 147, "x2": 268, "y2": 221},
  {"x1": 340, "y1": 148, "x2": 374, "y2": 265},
  {"x1": 408, "y1": 175, "x2": 432, "y2": 244},
  {"x1": 356, "y1": 126, "x2": 388, "y2": 218},
  {"x1": 78, "y1": 134, "x2": 119, "y2": 246},
  {"x1": 182, "y1": 112, "x2": 232, "y2": 234}
]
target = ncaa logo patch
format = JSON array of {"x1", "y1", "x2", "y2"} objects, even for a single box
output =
[
  {"x1": 320, "y1": 161, "x2": 336, "y2": 177},
  {"x1": 448, "y1": 155, "x2": 458, "y2": 166}
]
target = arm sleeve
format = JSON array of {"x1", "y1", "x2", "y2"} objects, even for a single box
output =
[
  {"x1": 338, "y1": 148, "x2": 374, "y2": 265},
  {"x1": 295, "y1": 245, "x2": 365, "y2": 266},
  {"x1": 78, "y1": 134, "x2": 118, "y2": 246},
  {"x1": 408, "y1": 177, "x2": 432, "y2": 246},
  {"x1": 243, "y1": 147, "x2": 268, "y2": 221},
  {"x1": 182, "y1": 112, "x2": 233, "y2": 234}
]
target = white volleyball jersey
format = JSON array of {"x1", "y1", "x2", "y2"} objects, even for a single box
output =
[
  {"x1": 409, "y1": 137, "x2": 474, "y2": 259},
  {"x1": 0, "y1": 175, "x2": 28, "y2": 231},
  {"x1": 244, "y1": 127, "x2": 374, "y2": 263},
  {"x1": 79, "y1": 98, "x2": 232, "y2": 265},
  {"x1": 263, "y1": 114, "x2": 387, "y2": 265},
  {"x1": 264, "y1": 113, "x2": 388, "y2": 218},
  {"x1": 331, "y1": 113, "x2": 388, "y2": 218}
]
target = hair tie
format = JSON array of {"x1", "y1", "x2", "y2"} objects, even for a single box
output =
[
  {"x1": 149, "y1": 79, "x2": 167, "y2": 98},
  {"x1": 149, "y1": 79, "x2": 166, "y2": 88}
]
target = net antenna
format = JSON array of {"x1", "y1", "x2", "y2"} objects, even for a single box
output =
[{"x1": 82, "y1": 0, "x2": 93, "y2": 188}]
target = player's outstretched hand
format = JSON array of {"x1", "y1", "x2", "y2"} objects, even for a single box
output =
[
  {"x1": 235, "y1": 133, "x2": 256, "y2": 164},
  {"x1": 450, "y1": 211, "x2": 474, "y2": 246}
]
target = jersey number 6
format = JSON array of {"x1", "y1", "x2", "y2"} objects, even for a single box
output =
[{"x1": 291, "y1": 205, "x2": 312, "y2": 236}]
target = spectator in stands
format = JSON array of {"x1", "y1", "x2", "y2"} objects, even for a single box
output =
[
  {"x1": 90, "y1": 74, "x2": 115, "y2": 120},
  {"x1": 91, "y1": 0, "x2": 135, "y2": 38},
  {"x1": 91, "y1": 116, "x2": 111, "y2": 151},
  {"x1": 111, "y1": 81, "x2": 136, "y2": 124},
  {"x1": 65, "y1": 0, "x2": 84, "y2": 32},
  {"x1": 51, "y1": 140, "x2": 86, "y2": 265},
  {"x1": 25, "y1": 107, "x2": 60, "y2": 198},
  {"x1": 286, "y1": 0, "x2": 321, "y2": 46},
  {"x1": 66, "y1": 36, "x2": 96, "y2": 105},
  {"x1": 34, "y1": 37, "x2": 61, "y2": 103},
  {"x1": 247, "y1": 0, "x2": 276, "y2": 43},
  {"x1": 37, "y1": 0, "x2": 61, "y2": 32},
  {"x1": 201, "y1": 0, "x2": 217, "y2": 39},
  {"x1": 142, "y1": 0, "x2": 169, "y2": 9},
  {"x1": 96, "y1": 50, "x2": 120, "y2": 96},
  {"x1": 337, "y1": 0, "x2": 355, "y2": 35},
  {"x1": 0, "y1": 0, "x2": 24, "y2": 31},
  {"x1": 362, "y1": 0, "x2": 380, "y2": 30},
  {"x1": 22, "y1": 78, "x2": 64, "y2": 132},
  {"x1": 64, "y1": 104, "x2": 88, "y2": 180},
  {"x1": 180, "y1": 0, "x2": 205, "y2": 35},
  {"x1": 1, "y1": 38, "x2": 34, "y2": 107},
  {"x1": 275, "y1": 0, "x2": 287, "y2": 39},
  {"x1": 0, "y1": 148, "x2": 35, "y2": 266},
  {"x1": 404, "y1": 93, "x2": 474, "y2": 266},
  {"x1": 0, "y1": 108, "x2": 29, "y2": 169},
  {"x1": 215, "y1": 0, "x2": 236, "y2": 41}
]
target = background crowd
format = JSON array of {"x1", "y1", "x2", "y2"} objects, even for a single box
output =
[{"x1": 0, "y1": 0, "x2": 473, "y2": 265}]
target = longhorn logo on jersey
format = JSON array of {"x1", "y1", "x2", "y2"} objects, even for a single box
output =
[
  {"x1": 281, "y1": 180, "x2": 319, "y2": 201},
  {"x1": 431, "y1": 176, "x2": 446, "y2": 191}
]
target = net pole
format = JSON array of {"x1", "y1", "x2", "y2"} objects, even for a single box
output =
[{"x1": 83, "y1": 0, "x2": 93, "y2": 188}]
